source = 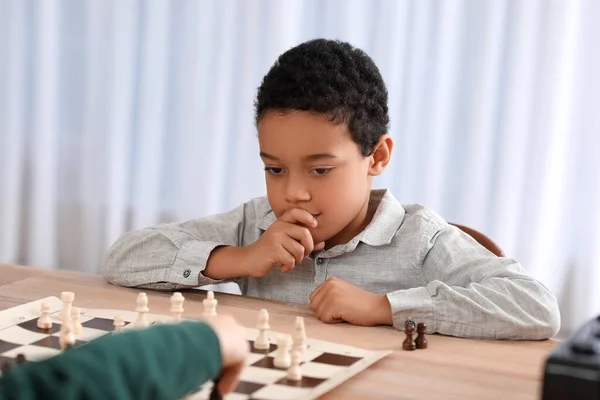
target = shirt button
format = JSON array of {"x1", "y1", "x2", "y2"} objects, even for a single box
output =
[
  {"x1": 316, "y1": 258, "x2": 324, "y2": 265},
  {"x1": 183, "y1": 268, "x2": 191, "y2": 278}
]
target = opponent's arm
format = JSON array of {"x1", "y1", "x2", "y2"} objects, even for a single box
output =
[{"x1": 0, "y1": 316, "x2": 247, "y2": 400}]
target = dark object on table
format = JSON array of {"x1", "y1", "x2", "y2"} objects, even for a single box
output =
[
  {"x1": 403, "y1": 322, "x2": 416, "y2": 351},
  {"x1": 415, "y1": 323, "x2": 428, "y2": 349},
  {"x1": 541, "y1": 314, "x2": 600, "y2": 400}
]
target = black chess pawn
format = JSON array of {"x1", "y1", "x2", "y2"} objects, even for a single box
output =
[
  {"x1": 403, "y1": 322, "x2": 416, "y2": 351},
  {"x1": 15, "y1": 353, "x2": 27, "y2": 364},
  {"x1": 405, "y1": 317, "x2": 416, "y2": 331},
  {"x1": 415, "y1": 323, "x2": 428, "y2": 349}
]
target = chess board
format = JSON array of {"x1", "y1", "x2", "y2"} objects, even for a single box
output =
[{"x1": 0, "y1": 296, "x2": 391, "y2": 400}]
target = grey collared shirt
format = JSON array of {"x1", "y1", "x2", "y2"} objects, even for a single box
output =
[{"x1": 102, "y1": 189, "x2": 560, "y2": 340}]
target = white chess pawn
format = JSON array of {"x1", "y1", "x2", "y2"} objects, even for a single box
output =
[
  {"x1": 292, "y1": 316, "x2": 307, "y2": 355},
  {"x1": 59, "y1": 291, "x2": 75, "y2": 322},
  {"x1": 71, "y1": 307, "x2": 83, "y2": 335},
  {"x1": 37, "y1": 302, "x2": 53, "y2": 330},
  {"x1": 134, "y1": 292, "x2": 150, "y2": 328},
  {"x1": 113, "y1": 315, "x2": 125, "y2": 332},
  {"x1": 254, "y1": 308, "x2": 270, "y2": 350},
  {"x1": 170, "y1": 292, "x2": 185, "y2": 322},
  {"x1": 287, "y1": 350, "x2": 302, "y2": 381},
  {"x1": 59, "y1": 321, "x2": 76, "y2": 351},
  {"x1": 203, "y1": 291, "x2": 217, "y2": 317},
  {"x1": 274, "y1": 334, "x2": 292, "y2": 368}
]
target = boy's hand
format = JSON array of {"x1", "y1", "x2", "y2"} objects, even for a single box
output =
[
  {"x1": 244, "y1": 208, "x2": 325, "y2": 277},
  {"x1": 308, "y1": 278, "x2": 393, "y2": 326},
  {"x1": 204, "y1": 315, "x2": 249, "y2": 394}
]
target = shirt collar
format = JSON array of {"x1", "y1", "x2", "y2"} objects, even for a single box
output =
[
  {"x1": 358, "y1": 189, "x2": 405, "y2": 246},
  {"x1": 256, "y1": 189, "x2": 405, "y2": 250}
]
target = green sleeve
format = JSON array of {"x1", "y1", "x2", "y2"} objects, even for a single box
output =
[{"x1": 0, "y1": 321, "x2": 222, "y2": 400}]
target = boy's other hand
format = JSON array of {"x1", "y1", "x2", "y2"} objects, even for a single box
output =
[
  {"x1": 244, "y1": 208, "x2": 325, "y2": 277},
  {"x1": 204, "y1": 315, "x2": 249, "y2": 394},
  {"x1": 308, "y1": 278, "x2": 393, "y2": 326}
]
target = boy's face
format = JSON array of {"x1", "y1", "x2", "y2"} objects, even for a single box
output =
[{"x1": 258, "y1": 111, "x2": 388, "y2": 247}]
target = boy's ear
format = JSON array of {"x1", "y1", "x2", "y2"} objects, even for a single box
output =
[{"x1": 368, "y1": 134, "x2": 393, "y2": 176}]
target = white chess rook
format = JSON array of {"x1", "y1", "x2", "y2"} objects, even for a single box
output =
[
  {"x1": 274, "y1": 334, "x2": 292, "y2": 368},
  {"x1": 59, "y1": 291, "x2": 75, "y2": 322},
  {"x1": 134, "y1": 292, "x2": 150, "y2": 328},
  {"x1": 254, "y1": 308, "x2": 270, "y2": 350},
  {"x1": 37, "y1": 302, "x2": 53, "y2": 330},
  {"x1": 203, "y1": 291, "x2": 217, "y2": 317}
]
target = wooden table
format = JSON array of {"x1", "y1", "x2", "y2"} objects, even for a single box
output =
[{"x1": 0, "y1": 264, "x2": 557, "y2": 399}]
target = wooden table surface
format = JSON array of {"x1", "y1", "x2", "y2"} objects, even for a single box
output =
[{"x1": 0, "y1": 263, "x2": 558, "y2": 400}]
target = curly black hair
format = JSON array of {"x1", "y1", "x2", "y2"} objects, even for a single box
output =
[{"x1": 254, "y1": 39, "x2": 389, "y2": 156}]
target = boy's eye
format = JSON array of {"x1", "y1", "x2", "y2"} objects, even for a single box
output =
[
  {"x1": 312, "y1": 168, "x2": 332, "y2": 176},
  {"x1": 264, "y1": 167, "x2": 284, "y2": 175}
]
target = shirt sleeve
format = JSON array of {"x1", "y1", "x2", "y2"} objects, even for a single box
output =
[
  {"x1": 102, "y1": 199, "x2": 261, "y2": 289},
  {"x1": 0, "y1": 321, "x2": 222, "y2": 400},
  {"x1": 386, "y1": 223, "x2": 561, "y2": 340}
]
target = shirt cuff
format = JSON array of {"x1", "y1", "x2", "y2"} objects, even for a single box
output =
[
  {"x1": 168, "y1": 240, "x2": 224, "y2": 286},
  {"x1": 386, "y1": 286, "x2": 435, "y2": 331}
]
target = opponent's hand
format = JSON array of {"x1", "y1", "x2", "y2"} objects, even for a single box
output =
[
  {"x1": 309, "y1": 278, "x2": 393, "y2": 326},
  {"x1": 204, "y1": 315, "x2": 249, "y2": 394},
  {"x1": 243, "y1": 208, "x2": 325, "y2": 277}
]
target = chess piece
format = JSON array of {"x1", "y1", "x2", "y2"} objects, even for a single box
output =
[
  {"x1": 254, "y1": 308, "x2": 270, "y2": 350},
  {"x1": 274, "y1": 334, "x2": 292, "y2": 368},
  {"x1": 37, "y1": 302, "x2": 53, "y2": 330},
  {"x1": 15, "y1": 354, "x2": 26, "y2": 365},
  {"x1": 60, "y1": 291, "x2": 75, "y2": 322},
  {"x1": 71, "y1": 307, "x2": 82, "y2": 335},
  {"x1": 403, "y1": 322, "x2": 416, "y2": 351},
  {"x1": 415, "y1": 323, "x2": 428, "y2": 349},
  {"x1": 59, "y1": 321, "x2": 76, "y2": 351},
  {"x1": 292, "y1": 316, "x2": 307, "y2": 356},
  {"x1": 203, "y1": 291, "x2": 217, "y2": 317},
  {"x1": 113, "y1": 315, "x2": 125, "y2": 332},
  {"x1": 170, "y1": 292, "x2": 185, "y2": 322},
  {"x1": 287, "y1": 350, "x2": 302, "y2": 381},
  {"x1": 405, "y1": 317, "x2": 416, "y2": 331},
  {"x1": 134, "y1": 292, "x2": 150, "y2": 328}
]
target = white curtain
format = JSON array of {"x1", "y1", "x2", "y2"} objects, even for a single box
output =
[{"x1": 0, "y1": 0, "x2": 598, "y2": 335}]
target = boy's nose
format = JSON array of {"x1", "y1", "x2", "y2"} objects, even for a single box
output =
[{"x1": 284, "y1": 178, "x2": 311, "y2": 203}]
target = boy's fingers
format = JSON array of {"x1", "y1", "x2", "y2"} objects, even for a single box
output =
[
  {"x1": 309, "y1": 281, "x2": 327, "y2": 303},
  {"x1": 314, "y1": 241, "x2": 325, "y2": 251},
  {"x1": 280, "y1": 208, "x2": 318, "y2": 228},
  {"x1": 283, "y1": 237, "x2": 306, "y2": 266},
  {"x1": 276, "y1": 248, "x2": 296, "y2": 272},
  {"x1": 283, "y1": 224, "x2": 314, "y2": 257}
]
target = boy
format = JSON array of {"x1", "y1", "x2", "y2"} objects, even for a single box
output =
[
  {"x1": 0, "y1": 315, "x2": 248, "y2": 399},
  {"x1": 102, "y1": 39, "x2": 560, "y2": 340}
]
